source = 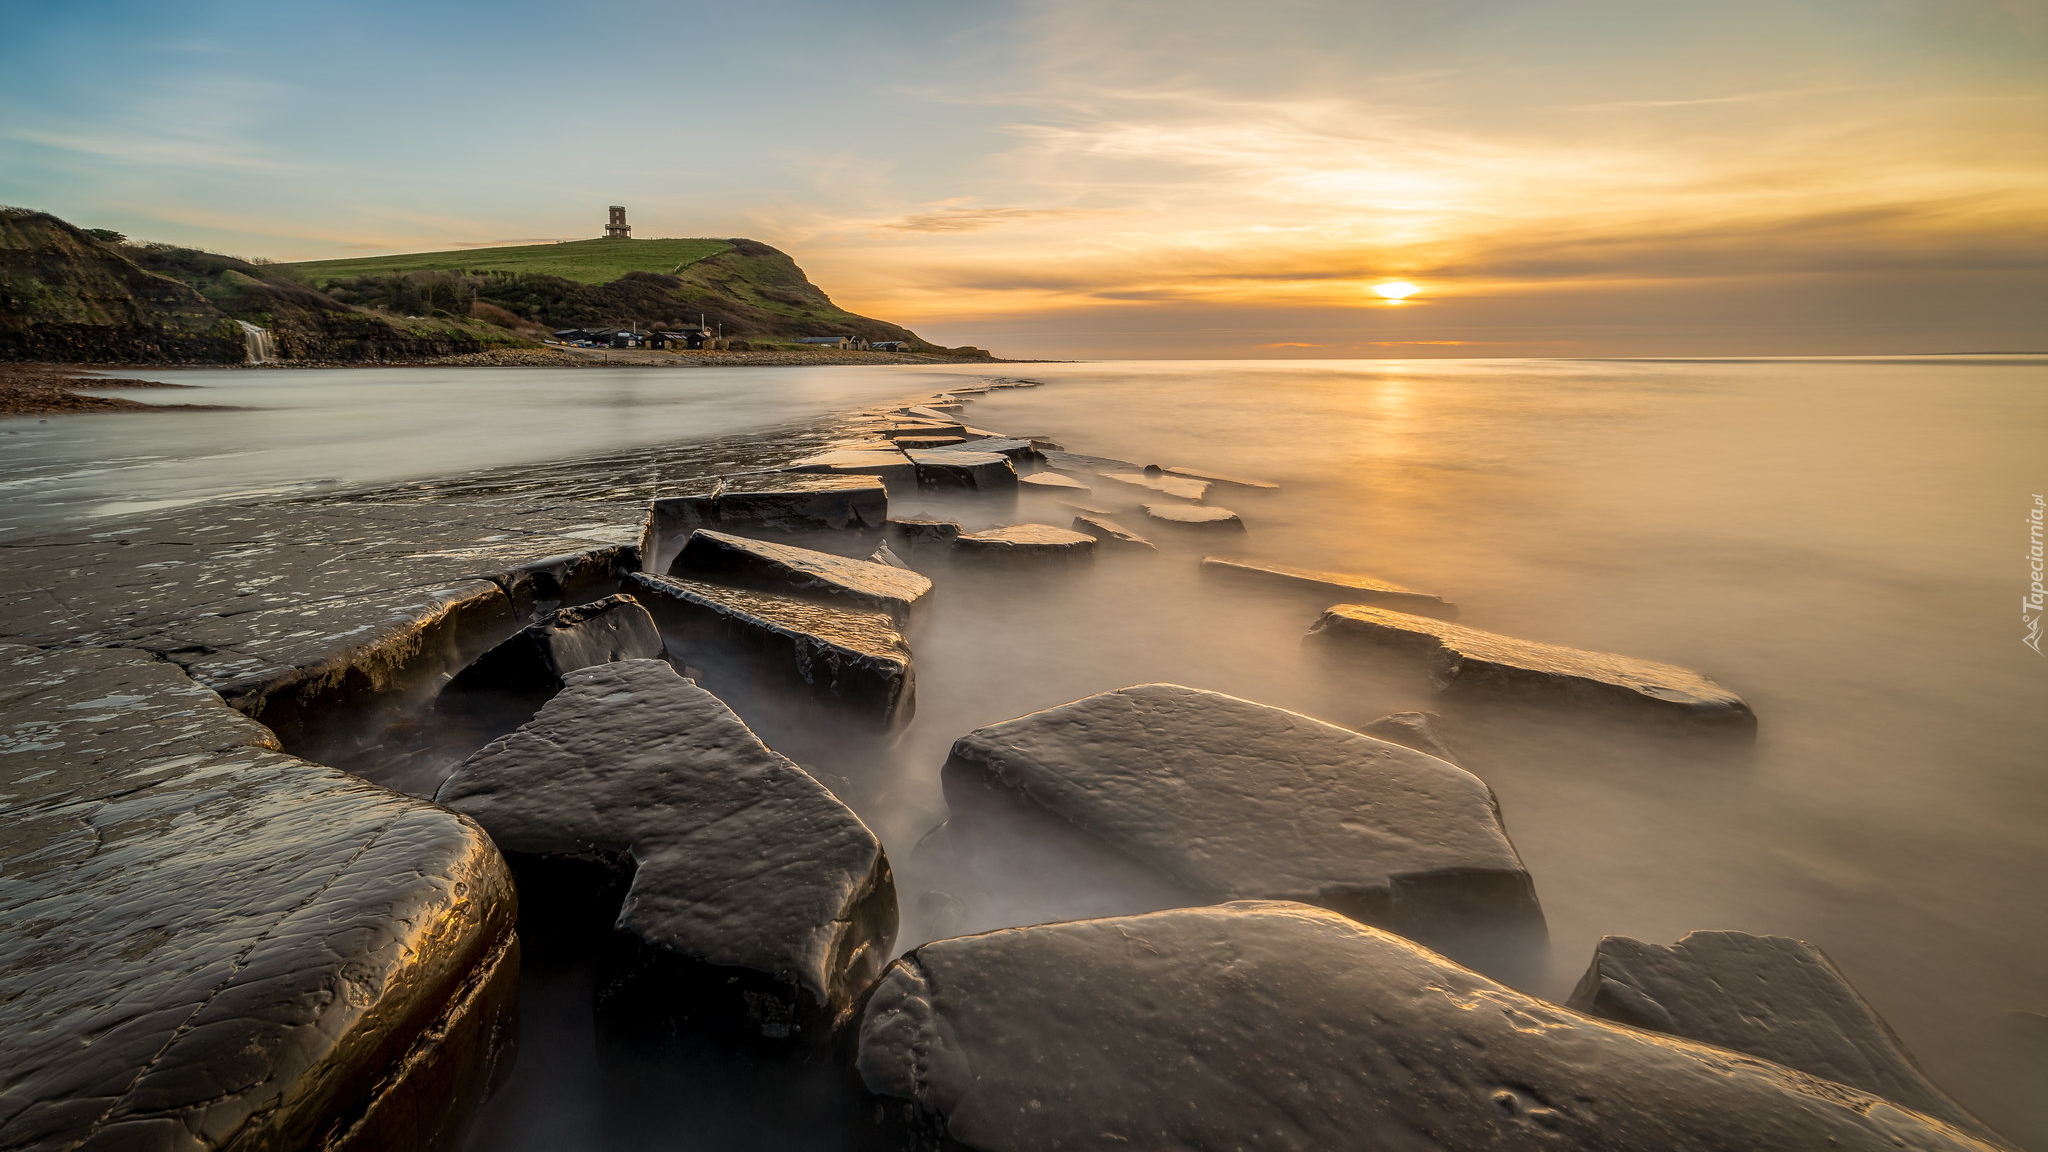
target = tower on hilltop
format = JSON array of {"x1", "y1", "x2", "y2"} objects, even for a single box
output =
[{"x1": 605, "y1": 205, "x2": 631, "y2": 239}]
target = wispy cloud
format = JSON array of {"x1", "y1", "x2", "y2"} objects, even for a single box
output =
[{"x1": 877, "y1": 201, "x2": 1090, "y2": 233}]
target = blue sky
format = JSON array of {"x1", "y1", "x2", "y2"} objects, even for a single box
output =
[{"x1": 4, "y1": 0, "x2": 2043, "y2": 356}]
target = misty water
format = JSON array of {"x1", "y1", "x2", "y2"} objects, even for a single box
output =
[{"x1": 9, "y1": 358, "x2": 2043, "y2": 1148}]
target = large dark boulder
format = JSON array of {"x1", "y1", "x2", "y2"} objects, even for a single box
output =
[
  {"x1": 439, "y1": 593, "x2": 662, "y2": 709},
  {"x1": 436, "y1": 659, "x2": 895, "y2": 1041},
  {"x1": 625, "y1": 572, "x2": 914, "y2": 724},
  {"x1": 1569, "y1": 931, "x2": 1999, "y2": 1141},
  {"x1": 669, "y1": 529, "x2": 932, "y2": 623},
  {"x1": 0, "y1": 643, "x2": 518, "y2": 1152},
  {"x1": 945, "y1": 684, "x2": 1542, "y2": 944},
  {"x1": 1309, "y1": 604, "x2": 1755, "y2": 727},
  {"x1": 855, "y1": 902, "x2": 2002, "y2": 1152}
]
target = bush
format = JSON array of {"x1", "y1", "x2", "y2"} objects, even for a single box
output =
[{"x1": 85, "y1": 228, "x2": 127, "y2": 244}]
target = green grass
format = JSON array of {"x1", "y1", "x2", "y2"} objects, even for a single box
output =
[{"x1": 282, "y1": 237, "x2": 733, "y2": 286}]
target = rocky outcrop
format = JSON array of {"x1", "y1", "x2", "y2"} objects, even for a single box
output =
[
  {"x1": 1569, "y1": 931, "x2": 1998, "y2": 1141},
  {"x1": 784, "y1": 446, "x2": 916, "y2": 492},
  {"x1": 1142, "y1": 502, "x2": 1245, "y2": 529},
  {"x1": 888, "y1": 516, "x2": 964, "y2": 548},
  {"x1": 439, "y1": 593, "x2": 663, "y2": 709},
  {"x1": 625, "y1": 572, "x2": 914, "y2": 723},
  {"x1": 1203, "y1": 555, "x2": 1454, "y2": 613},
  {"x1": 1103, "y1": 471, "x2": 1209, "y2": 500},
  {"x1": 1157, "y1": 464, "x2": 1278, "y2": 490},
  {"x1": 437, "y1": 659, "x2": 896, "y2": 1041},
  {"x1": 908, "y1": 449, "x2": 1018, "y2": 490},
  {"x1": 945, "y1": 684, "x2": 1542, "y2": 943},
  {"x1": 955, "y1": 524, "x2": 1099, "y2": 556},
  {"x1": 670, "y1": 529, "x2": 932, "y2": 623},
  {"x1": 1309, "y1": 604, "x2": 1755, "y2": 727},
  {"x1": 0, "y1": 643, "x2": 518, "y2": 1152},
  {"x1": 856, "y1": 902, "x2": 2001, "y2": 1152},
  {"x1": 639, "y1": 474, "x2": 888, "y2": 573},
  {"x1": 1071, "y1": 514, "x2": 1154, "y2": 548}
]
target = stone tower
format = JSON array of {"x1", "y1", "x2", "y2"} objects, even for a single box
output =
[{"x1": 606, "y1": 206, "x2": 630, "y2": 239}]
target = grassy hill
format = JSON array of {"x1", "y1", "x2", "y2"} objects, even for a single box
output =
[
  {"x1": 286, "y1": 237, "x2": 733, "y2": 286},
  {"x1": 281, "y1": 237, "x2": 937, "y2": 347}
]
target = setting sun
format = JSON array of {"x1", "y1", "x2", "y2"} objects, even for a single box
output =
[{"x1": 1373, "y1": 281, "x2": 1421, "y2": 301}]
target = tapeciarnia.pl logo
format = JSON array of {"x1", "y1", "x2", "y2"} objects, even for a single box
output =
[{"x1": 2027, "y1": 494, "x2": 2046, "y2": 656}]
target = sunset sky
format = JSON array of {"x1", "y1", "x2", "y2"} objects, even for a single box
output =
[{"x1": 4, "y1": 0, "x2": 2043, "y2": 358}]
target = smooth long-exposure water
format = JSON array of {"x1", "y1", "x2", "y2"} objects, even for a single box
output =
[
  {"x1": 8, "y1": 357, "x2": 2042, "y2": 1148},
  {"x1": 0, "y1": 365, "x2": 966, "y2": 535}
]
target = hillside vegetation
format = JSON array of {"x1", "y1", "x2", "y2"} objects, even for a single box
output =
[
  {"x1": 287, "y1": 237, "x2": 733, "y2": 285},
  {"x1": 2, "y1": 210, "x2": 963, "y2": 363},
  {"x1": 0, "y1": 208, "x2": 532, "y2": 363},
  {"x1": 284, "y1": 237, "x2": 931, "y2": 346}
]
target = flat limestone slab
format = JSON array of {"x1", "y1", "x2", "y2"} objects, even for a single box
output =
[
  {"x1": 855, "y1": 903, "x2": 1999, "y2": 1152},
  {"x1": 624, "y1": 572, "x2": 913, "y2": 723},
  {"x1": 1569, "y1": 931, "x2": 1998, "y2": 1141},
  {"x1": 438, "y1": 660, "x2": 896, "y2": 1038},
  {"x1": 1204, "y1": 555, "x2": 1453, "y2": 613},
  {"x1": 906, "y1": 449, "x2": 1018, "y2": 491},
  {"x1": 441, "y1": 593, "x2": 663, "y2": 706},
  {"x1": 944, "y1": 437, "x2": 1039, "y2": 462},
  {"x1": 1102, "y1": 471, "x2": 1209, "y2": 500},
  {"x1": 0, "y1": 644, "x2": 517, "y2": 1152},
  {"x1": 1020, "y1": 472, "x2": 1089, "y2": 492},
  {"x1": 1160, "y1": 464, "x2": 1278, "y2": 490},
  {"x1": 895, "y1": 436, "x2": 968, "y2": 450},
  {"x1": 1309, "y1": 604, "x2": 1755, "y2": 727},
  {"x1": 784, "y1": 446, "x2": 916, "y2": 491},
  {"x1": 671, "y1": 529, "x2": 933, "y2": 623},
  {"x1": 1143, "y1": 502, "x2": 1245, "y2": 529},
  {"x1": 946, "y1": 684, "x2": 1540, "y2": 939},
  {"x1": 955, "y1": 524, "x2": 1099, "y2": 555},
  {"x1": 1071, "y1": 514, "x2": 1154, "y2": 548},
  {"x1": 640, "y1": 474, "x2": 888, "y2": 573}
]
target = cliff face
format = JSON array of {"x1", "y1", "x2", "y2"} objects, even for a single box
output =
[
  {"x1": 0, "y1": 210, "x2": 242, "y2": 362},
  {"x1": 0, "y1": 209, "x2": 534, "y2": 364}
]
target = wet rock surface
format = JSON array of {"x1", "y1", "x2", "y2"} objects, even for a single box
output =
[
  {"x1": 671, "y1": 529, "x2": 933, "y2": 622},
  {"x1": 624, "y1": 572, "x2": 914, "y2": 723},
  {"x1": 856, "y1": 902, "x2": 2000, "y2": 1152},
  {"x1": 1070, "y1": 514, "x2": 1154, "y2": 548},
  {"x1": 0, "y1": 643, "x2": 519, "y2": 1152},
  {"x1": 954, "y1": 524, "x2": 1099, "y2": 555},
  {"x1": 1204, "y1": 555, "x2": 1453, "y2": 613},
  {"x1": 440, "y1": 593, "x2": 663, "y2": 709},
  {"x1": 784, "y1": 446, "x2": 916, "y2": 491},
  {"x1": 1142, "y1": 502, "x2": 1245, "y2": 529},
  {"x1": 887, "y1": 516, "x2": 964, "y2": 548},
  {"x1": 436, "y1": 659, "x2": 896, "y2": 1040},
  {"x1": 1159, "y1": 464, "x2": 1278, "y2": 490},
  {"x1": 640, "y1": 473, "x2": 889, "y2": 573},
  {"x1": 907, "y1": 449, "x2": 1018, "y2": 491},
  {"x1": 1103, "y1": 470, "x2": 1209, "y2": 500},
  {"x1": 1569, "y1": 931, "x2": 1998, "y2": 1140},
  {"x1": 945, "y1": 683, "x2": 1541, "y2": 942},
  {"x1": 1311, "y1": 604, "x2": 1755, "y2": 726}
]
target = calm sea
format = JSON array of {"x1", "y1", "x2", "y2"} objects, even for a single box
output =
[{"x1": 7, "y1": 357, "x2": 2043, "y2": 1148}]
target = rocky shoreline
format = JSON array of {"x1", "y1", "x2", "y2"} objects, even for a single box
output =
[{"x1": 0, "y1": 375, "x2": 2012, "y2": 1151}]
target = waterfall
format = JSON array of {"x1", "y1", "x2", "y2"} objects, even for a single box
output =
[{"x1": 236, "y1": 320, "x2": 277, "y2": 365}]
